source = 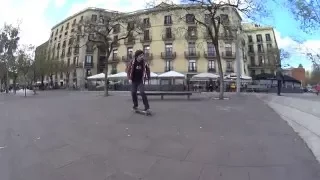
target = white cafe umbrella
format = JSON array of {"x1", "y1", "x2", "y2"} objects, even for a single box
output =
[
  {"x1": 87, "y1": 73, "x2": 105, "y2": 80},
  {"x1": 158, "y1": 71, "x2": 185, "y2": 78},
  {"x1": 150, "y1": 72, "x2": 158, "y2": 78},
  {"x1": 191, "y1": 72, "x2": 219, "y2": 80},
  {"x1": 241, "y1": 75, "x2": 252, "y2": 80},
  {"x1": 108, "y1": 72, "x2": 127, "y2": 79}
]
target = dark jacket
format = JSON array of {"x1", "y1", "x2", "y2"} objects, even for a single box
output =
[
  {"x1": 126, "y1": 59, "x2": 150, "y2": 83},
  {"x1": 275, "y1": 68, "x2": 284, "y2": 81}
]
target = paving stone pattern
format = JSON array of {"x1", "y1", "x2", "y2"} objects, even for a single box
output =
[{"x1": 0, "y1": 91, "x2": 319, "y2": 180}]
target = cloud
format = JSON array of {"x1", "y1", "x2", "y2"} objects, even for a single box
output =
[
  {"x1": 55, "y1": 0, "x2": 66, "y2": 8},
  {"x1": 0, "y1": 0, "x2": 51, "y2": 47}
]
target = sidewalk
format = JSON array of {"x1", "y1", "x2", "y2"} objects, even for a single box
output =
[
  {"x1": 0, "y1": 92, "x2": 319, "y2": 180},
  {"x1": 257, "y1": 93, "x2": 320, "y2": 164}
]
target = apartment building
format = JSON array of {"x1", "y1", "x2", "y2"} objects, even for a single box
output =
[
  {"x1": 46, "y1": 3, "x2": 247, "y2": 87},
  {"x1": 242, "y1": 23, "x2": 279, "y2": 77}
]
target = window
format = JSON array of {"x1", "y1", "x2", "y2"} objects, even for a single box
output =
[
  {"x1": 225, "y1": 43, "x2": 232, "y2": 54},
  {"x1": 187, "y1": 26, "x2": 197, "y2": 37},
  {"x1": 164, "y1": 15, "x2": 172, "y2": 25},
  {"x1": 99, "y1": 68, "x2": 104, "y2": 73},
  {"x1": 208, "y1": 60, "x2": 215, "y2": 69},
  {"x1": 112, "y1": 49, "x2": 118, "y2": 59},
  {"x1": 186, "y1": 14, "x2": 195, "y2": 23},
  {"x1": 250, "y1": 56, "x2": 255, "y2": 65},
  {"x1": 143, "y1": 45, "x2": 150, "y2": 54},
  {"x1": 72, "y1": 19, "x2": 76, "y2": 25},
  {"x1": 226, "y1": 61, "x2": 232, "y2": 69},
  {"x1": 257, "y1": 44, "x2": 264, "y2": 52},
  {"x1": 68, "y1": 47, "x2": 72, "y2": 53},
  {"x1": 188, "y1": 60, "x2": 196, "y2": 71},
  {"x1": 67, "y1": 58, "x2": 70, "y2": 66},
  {"x1": 165, "y1": 60, "x2": 172, "y2": 71},
  {"x1": 127, "y1": 47, "x2": 133, "y2": 58},
  {"x1": 256, "y1": 34, "x2": 262, "y2": 42},
  {"x1": 165, "y1": 43, "x2": 173, "y2": 54},
  {"x1": 111, "y1": 64, "x2": 117, "y2": 71},
  {"x1": 68, "y1": 38, "x2": 73, "y2": 45},
  {"x1": 258, "y1": 56, "x2": 264, "y2": 65},
  {"x1": 188, "y1": 42, "x2": 196, "y2": 54},
  {"x1": 64, "y1": 31, "x2": 68, "y2": 36},
  {"x1": 99, "y1": 16, "x2": 104, "y2": 23},
  {"x1": 207, "y1": 42, "x2": 215, "y2": 55},
  {"x1": 66, "y1": 23, "x2": 69, "y2": 29},
  {"x1": 85, "y1": 55, "x2": 93, "y2": 63},
  {"x1": 267, "y1": 43, "x2": 272, "y2": 50},
  {"x1": 248, "y1": 45, "x2": 254, "y2": 52},
  {"x1": 265, "y1": 34, "x2": 271, "y2": 41},
  {"x1": 80, "y1": 16, "x2": 83, "y2": 22},
  {"x1": 60, "y1": 26, "x2": 63, "y2": 32},
  {"x1": 113, "y1": 24, "x2": 120, "y2": 33},
  {"x1": 73, "y1": 56, "x2": 79, "y2": 66},
  {"x1": 165, "y1": 27, "x2": 172, "y2": 38},
  {"x1": 127, "y1": 22, "x2": 134, "y2": 30},
  {"x1": 220, "y1": 14, "x2": 229, "y2": 23},
  {"x1": 143, "y1": 18, "x2": 150, "y2": 26},
  {"x1": 86, "y1": 69, "x2": 92, "y2": 77},
  {"x1": 91, "y1": 14, "x2": 97, "y2": 22},
  {"x1": 248, "y1": 35, "x2": 253, "y2": 42},
  {"x1": 144, "y1": 30, "x2": 150, "y2": 40}
]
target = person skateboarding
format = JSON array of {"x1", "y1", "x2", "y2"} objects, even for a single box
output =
[{"x1": 126, "y1": 50, "x2": 151, "y2": 112}]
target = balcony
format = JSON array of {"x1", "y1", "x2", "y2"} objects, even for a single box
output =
[
  {"x1": 184, "y1": 51, "x2": 200, "y2": 59},
  {"x1": 248, "y1": 63, "x2": 274, "y2": 69},
  {"x1": 219, "y1": 33, "x2": 234, "y2": 40},
  {"x1": 188, "y1": 67, "x2": 197, "y2": 73},
  {"x1": 161, "y1": 52, "x2": 176, "y2": 60},
  {"x1": 164, "y1": 66, "x2": 174, "y2": 72},
  {"x1": 204, "y1": 51, "x2": 216, "y2": 58},
  {"x1": 185, "y1": 34, "x2": 198, "y2": 40},
  {"x1": 257, "y1": 40, "x2": 263, "y2": 44},
  {"x1": 109, "y1": 55, "x2": 120, "y2": 63},
  {"x1": 222, "y1": 51, "x2": 236, "y2": 59},
  {"x1": 257, "y1": 50, "x2": 265, "y2": 54},
  {"x1": 124, "y1": 38, "x2": 135, "y2": 45},
  {"x1": 162, "y1": 34, "x2": 175, "y2": 41},
  {"x1": 164, "y1": 21, "x2": 172, "y2": 26},
  {"x1": 207, "y1": 68, "x2": 216, "y2": 73},
  {"x1": 140, "y1": 36, "x2": 152, "y2": 43},
  {"x1": 226, "y1": 68, "x2": 234, "y2": 73},
  {"x1": 122, "y1": 54, "x2": 133, "y2": 62},
  {"x1": 248, "y1": 51, "x2": 255, "y2": 56},
  {"x1": 84, "y1": 62, "x2": 93, "y2": 68},
  {"x1": 142, "y1": 23, "x2": 151, "y2": 29}
]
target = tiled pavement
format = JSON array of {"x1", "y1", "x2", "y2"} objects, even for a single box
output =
[{"x1": 0, "y1": 91, "x2": 319, "y2": 180}]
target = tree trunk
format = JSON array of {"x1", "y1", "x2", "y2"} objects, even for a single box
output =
[
  {"x1": 13, "y1": 76, "x2": 17, "y2": 94},
  {"x1": 214, "y1": 43, "x2": 225, "y2": 100},
  {"x1": 104, "y1": 55, "x2": 110, "y2": 97}
]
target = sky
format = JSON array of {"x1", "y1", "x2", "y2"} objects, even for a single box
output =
[{"x1": 0, "y1": 0, "x2": 319, "y2": 70}]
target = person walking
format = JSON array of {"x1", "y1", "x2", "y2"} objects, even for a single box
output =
[
  {"x1": 276, "y1": 65, "x2": 284, "y2": 96},
  {"x1": 126, "y1": 50, "x2": 151, "y2": 112}
]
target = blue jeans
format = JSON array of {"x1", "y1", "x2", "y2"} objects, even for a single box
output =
[{"x1": 131, "y1": 81, "x2": 149, "y2": 109}]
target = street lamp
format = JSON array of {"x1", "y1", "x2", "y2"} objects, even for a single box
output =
[{"x1": 233, "y1": 26, "x2": 242, "y2": 95}]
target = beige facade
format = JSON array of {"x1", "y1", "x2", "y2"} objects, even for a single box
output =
[
  {"x1": 242, "y1": 23, "x2": 279, "y2": 77},
  {"x1": 45, "y1": 4, "x2": 267, "y2": 86}
]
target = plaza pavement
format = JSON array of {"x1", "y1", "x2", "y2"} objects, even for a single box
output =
[{"x1": 0, "y1": 91, "x2": 319, "y2": 180}]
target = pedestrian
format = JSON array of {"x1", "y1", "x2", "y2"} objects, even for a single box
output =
[
  {"x1": 126, "y1": 50, "x2": 151, "y2": 112},
  {"x1": 275, "y1": 65, "x2": 284, "y2": 96},
  {"x1": 315, "y1": 84, "x2": 320, "y2": 96}
]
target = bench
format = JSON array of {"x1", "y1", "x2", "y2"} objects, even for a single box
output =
[{"x1": 137, "y1": 91, "x2": 193, "y2": 100}]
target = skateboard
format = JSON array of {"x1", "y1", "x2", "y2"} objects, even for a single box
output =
[{"x1": 132, "y1": 108, "x2": 152, "y2": 116}]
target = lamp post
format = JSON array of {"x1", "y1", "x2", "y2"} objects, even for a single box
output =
[{"x1": 235, "y1": 28, "x2": 241, "y2": 95}]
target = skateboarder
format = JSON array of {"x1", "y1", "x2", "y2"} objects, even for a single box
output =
[{"x1": 126, "y1": 50, "x2": 150, "y2": 112}]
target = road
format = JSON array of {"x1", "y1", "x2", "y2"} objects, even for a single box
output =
[{"x1": 0, "y1": 91, "x2": 319, "y2": 180}]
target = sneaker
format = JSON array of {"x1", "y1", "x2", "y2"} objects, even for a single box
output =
[
  {"x1": 132, "y1": 106, "x2": 138, "y2": 111},
  {"x1": 143, "y1": 108, "x2": 150, "y2": 112}
]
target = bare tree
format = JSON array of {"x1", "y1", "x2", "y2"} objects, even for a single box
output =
[
  {"x1": 0, "y1": 23, "x2": 20, "y2": 93},
  {"x1": 35, "y1": 41, "x2": 48, "y2": 89},
  {"x1": 16, "y1": 45, "x2": 34, "y2": 96},
  {"x1": 154, "y1": 0, "x2": 268, "y2": 99},
  {"x1": 285, "y1": 0, "x2": 320, "y2": 33},
  {"x1": 75, "y1": 10, "x2": 145, "y2": 96}
]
